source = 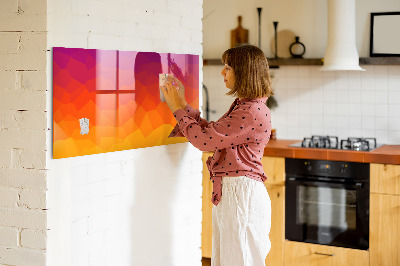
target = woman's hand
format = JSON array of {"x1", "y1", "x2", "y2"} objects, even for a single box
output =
[
  {"x1": 160, "y1": 75, "x2": 186, "y2": 113},
  {"x1": 172, "y1": 76, "x2": 187, "y2": 108}
]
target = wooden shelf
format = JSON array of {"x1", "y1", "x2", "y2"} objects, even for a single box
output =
[
  {"x1": 359, "y1": 57, "x2": 400, "y2": 65},
  {"x1": 203, "y1": 57, "x2": 400, "y2": 67},
  {"x1": 268, "y1": 58, "x2": 322, "y2": 67},
  {"x1": 203, "y1": 58, "x2": 323, "y2": 67},
  {"x1": 202, "y1": 59, "x2": 223, "y2": 66}
]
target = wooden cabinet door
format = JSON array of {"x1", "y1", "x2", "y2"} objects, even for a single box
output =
[
  {"x1": 264, "y1": 184, "x2": 285, "y2": 266},
  {"x1": 262, "y1": 156, "x2": 285, "y2": 265},
  {"x1": 370, "y1": 163, "x2": 400, "y2": 195},
  {"x1": 202, "y1": 152, "x2": 213, "y2": 258},
  {"x1": 284, "y1": 241, "x2": 369, "y2": 266},
  {"x1": 370, "y1": 193, "x2": 400, "y2": 266},
  {"x1": 262, "y1": 156, "x2": 285, "y2": 186}
]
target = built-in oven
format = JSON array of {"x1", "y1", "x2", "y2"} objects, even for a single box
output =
[{"x1": 285, "y1": 158, "x2": 369, "y2": 250}]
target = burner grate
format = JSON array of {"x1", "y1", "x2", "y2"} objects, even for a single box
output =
[
  {"x1": 301, "y1": 135, "x2": 339, "y2": 149},
  {"x1": 296, "y1": 136, "x2": 378, "y2": 151},
  {"x1": 340, "y1": 137, "x2": 377, "y2": 151}
]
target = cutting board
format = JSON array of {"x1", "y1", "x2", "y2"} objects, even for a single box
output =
[{"x1": 231, "y1": 16, "x2": 249, "y2": 48}]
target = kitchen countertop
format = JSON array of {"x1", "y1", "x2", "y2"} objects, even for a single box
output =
[{"x1": 263, "y1": 139, "x2": 400, "y2": 165}]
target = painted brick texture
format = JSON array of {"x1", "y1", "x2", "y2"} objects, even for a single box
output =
[
  {"x1": 2, "y1": 0, "x2": 203, "y2": 265},
  {"x1": 0, "y1": 0, "x2": 48, "y2": 265},
  {"x1": 46, "y1": 0, "x2": 203, "y2": 266}
]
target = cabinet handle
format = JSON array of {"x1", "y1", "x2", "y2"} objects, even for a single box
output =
[{"x1": 314, "y1": 252, "x2": 335, "y2": 257}]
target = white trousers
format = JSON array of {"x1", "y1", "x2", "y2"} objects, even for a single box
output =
[{"x1": 212, "y1": 176, "x2": 271, "y2": 266}]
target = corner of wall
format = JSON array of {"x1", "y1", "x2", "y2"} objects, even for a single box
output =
[{"x1": 0, "y1": 0, "x2": 48, "y2": 265}]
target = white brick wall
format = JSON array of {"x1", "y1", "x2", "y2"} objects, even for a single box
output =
[
  {"x1": 0, "y1": 227, "x2": 19, "y2": 247},
  {"x1": 2, "y1": 0, "x2": 203, "y2": 265},
  {"x1": 0, "y1": 0, "x2": 46, "y2": 32},
  {"x1": 0, "y1": 169, "x2": 47, "y2": 189},
  {"x1": 21, "y1": 229, "x2": 47, "y2": 250},
  {"x1": 0, "y1": 248, "x2": 46, "y2": 266},
  {"x1": 46, "y1": 1, "x2": 203, "y2": 266},
  {"x1": 0, "y1": 208, "x2": 46, "y2": 230},
  {"x1": 0, "y1": 187, "x2": 19, "y2": 208},
  {"x1": 0, "y1": 0, "x2": 48, "y2": 265}
]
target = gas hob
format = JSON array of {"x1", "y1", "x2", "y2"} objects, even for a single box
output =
[{"x1": 289, "y1": 135, "x2": 383, "y2": 151}]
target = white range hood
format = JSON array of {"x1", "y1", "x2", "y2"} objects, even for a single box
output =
[{"x1": 320, "y1": 0, "x2": 365, "y2": 71}]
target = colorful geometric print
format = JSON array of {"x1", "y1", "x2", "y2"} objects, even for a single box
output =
[{"x1": 53, "y1": 47, "x2": 199, "y2": 159}]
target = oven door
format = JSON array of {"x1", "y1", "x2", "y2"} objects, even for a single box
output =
[{"x1": 285, "y1": 177, "x2": 369, "y2": 250}]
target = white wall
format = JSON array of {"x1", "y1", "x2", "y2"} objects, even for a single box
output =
[
  {"x1": 204, "y1": 64, "x2": 400, "y2": 145},
  {"x1": 203, "y1": 0, "x2": 400, "y2": 145},
  {"x1": 271, "y1": 65, "x2": 400, "y2": 144},
  {"x1": 203, "y1": 0, "x2": 326, "y2": 59},
  {"x1": 0, "y1": 0, "x2": 48, "y2": 265},
  {"x1": 46, "y1": 1, "x2": 203, "y2": 266},
  {"x1": 203, "y1": 0, "x2": 400, "y2": 58}
]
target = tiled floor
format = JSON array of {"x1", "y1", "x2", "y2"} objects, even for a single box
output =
[{"x1": 202, "y1": 257, "x2": 211, "y2": 266}]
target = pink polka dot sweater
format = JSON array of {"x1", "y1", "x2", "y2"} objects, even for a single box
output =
[{"x1": 169, "y1": 97, "x2": 272, "y2": 206}]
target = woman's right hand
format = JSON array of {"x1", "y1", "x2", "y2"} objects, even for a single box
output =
[{"x1": 168, "y1": 75, "x2": 187, "y2": 108}]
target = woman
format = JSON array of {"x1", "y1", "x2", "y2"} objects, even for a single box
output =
[{"x1": 161, "y1": 44, "x2": 273, "y2": 266}]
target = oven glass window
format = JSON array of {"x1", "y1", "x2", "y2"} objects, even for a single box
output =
[{"x1": 297, "y1": 186, "x2": 356, "y2": 230}]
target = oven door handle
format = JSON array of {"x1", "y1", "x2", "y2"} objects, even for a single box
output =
[{"x1": 286, "y1": 177, "x2": 364, "y2": 189}]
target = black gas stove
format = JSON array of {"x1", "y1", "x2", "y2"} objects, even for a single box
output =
[{"x1": 289, "y1": 135, "x2": 381, "y2": 151}]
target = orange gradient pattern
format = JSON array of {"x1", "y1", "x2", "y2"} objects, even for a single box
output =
[{"x1": 53, "y1": 47, "x2": 199, "y2": 159}]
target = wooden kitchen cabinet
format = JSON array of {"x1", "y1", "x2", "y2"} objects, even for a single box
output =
[
  {"x1": 370, "y1": 163, "x2": 400, "y2": 195},
  {"x1": 370, "y1": 193, "x2": 400, "y2": 266},
  {"x1": 264, "y1": 184, "x2": 285, "y2": 266},
  {"x1": 262, "y1": 156, "x2": 285, "y2": 266},
  {"x1": 261, "y1": 156, "x2": 285, "y2": 186},
  {"x1": 370, "y1": 163, "x2": 400, "y2": 266},
  {"x1": 284, "y1": 241, "x2": 369, "y2": 266},
  {"x1": 202, "y1": 152, "x2": 213, "y2": 258}
]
